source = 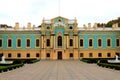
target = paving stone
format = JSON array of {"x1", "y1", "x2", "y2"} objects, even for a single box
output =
[{"x1": 0, "y1": 60, "x2": 120, "y2": 80}]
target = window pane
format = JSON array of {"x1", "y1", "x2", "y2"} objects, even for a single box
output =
[
  {"x1": 116, "y1": 39, "x2": 119, "y2": 47},
  {"x1": 98, "y1": 39, "x2": 102, "y2": 47},
  {"x1": 17, "y1": 39, "x2": 21, "y2": 47},
  {"x1": 80, "y1": 53, "x2": 83, "y2": 57},
  {"x1": 70, "y1": 53, "x2": 73, "y2": 58},
  {"x1": 36, "y1": 39, "x2": 40, "y2": 47},
  {"x1": 8, "y1": 39, "x2": 12, "y2": 47},
  {"x1": 27, "y1": 39, "x2": 30, "y2": 47},
  {"x1": 80, "y1": 39, "x2": 83, "y2": 47},
  {"x1": 98, "y1": 53, "x2": 102, "y2": 57},
  {"x1": 107, "y1": 53, "x2": 111, "y2": 57},
  {"x1": 27, "y1": 53, "x2": 30, "y2": 57},
  {"x1": 46, "y1": 39, "x2": 50, "y2": 46},
  {"x1": 89, "y1": 53, "x2": 93, "y2": 57},
  {"x1": 107, "y1": 39, "x2": 111, "y2": 46},
  {"x1": 17, "y1": 53, "x2": 21, "y2": 57},
  {"x1": 69, "y1": 39, "x2": 73, "y2": 46},
  {"x1": 36, "y1": 53, "x2": 40, "y2": 57},
  {"x1": 8, "y1": 53, "x2": 12, "y2": 57},
  {"x1": 0, "y1": 39, "x2": 2, "y2": 47},
  {"x1": 46, "y1": 53, "x2": 50, "y2": 57},
  {"x1": 89, "y1": 39, "x2": 92, "y2": 46}
]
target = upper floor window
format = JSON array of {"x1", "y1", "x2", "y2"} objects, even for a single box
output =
[
  {"x1": 36, "y1": 39, "x2": 40, "y2": 47},
  {"x1": 46, "y1": 39, "x2": 50, "y2": 47},
  {"x1": 26, "y1": 39, "x2": 30, "y2": 47},
  {"x1": 0, "y1": 39, "x2": 2, "y2": 47},
  {"x1": 8, "y1": 39, "x2": 12, "y2": 47},
  {"x1": 107, "y1": 39, "x2": 111, "y2": 47},
  {"x1": 98, "y1": 39, "x2": 102, "y2": 47},
  {"x1": 80, "y1": 39, "x2": 83, "y2": 47},
  {"x1": 69, "y1": 39, "x2": 73, "y2": 46},
  {"x1": 89, "y1": 39, "x2": 93, "y2": 47},
  {"x1": 17, "y1": 39, "x2": 21, "y2": 47},
  {"x1": 116, "y1": 39, "x2": 120, "y2": 47}
]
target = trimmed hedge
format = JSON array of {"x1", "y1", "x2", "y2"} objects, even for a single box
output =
[
  {"x1": 6, "y1": 59, "x2": 40, "y2": 64},
  {"x1": 81, "y1": 58, "x2": 114, "y2": 64},
  {"x1": 0, "y1": 63, "x2": 24, "y2": 73},
  {"x1": 97, "y1": 62, "x2": 120, "y2": 70}
]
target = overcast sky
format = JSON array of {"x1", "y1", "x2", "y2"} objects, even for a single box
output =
[{"x1": 0, "y1": 0, "x2": 120, "y2": 27}]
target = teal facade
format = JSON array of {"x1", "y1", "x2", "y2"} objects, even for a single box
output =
[{"x1": 0, "y1": 16, "x2": 120, "y2": 59}]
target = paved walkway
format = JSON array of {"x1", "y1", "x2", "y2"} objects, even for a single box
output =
[{"x1": 0, "y1": 60, "x2": 120, "y2": 80}]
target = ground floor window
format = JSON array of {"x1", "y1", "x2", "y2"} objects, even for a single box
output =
[
  {"x1": 36, "y1": 53, "x2": 40, "y2": 57},
  {"x1": 8, "y1": 53, "x2": 12, "y2": 58},
  {"x1": 80, "y1": 53, "x2": 83, "y2": 57},
  {"x1": 17, "y1": 53, "x2": 21, "y2": 57},
  {"x1": 46, "y1": 53, "x2": 50, "y2": 57},
  {"x1": 26, "y1": 53, "x2": 30, "y2": 57},
  {"x1": 107, "y1": 53, "x2": 111, "y2": 57},
  {"x1": 69, "y1": 53, "x2": 73, "y2": 58},
  {"x1": 98, "y1": 53, "x2": 102, "y2": 57},
  {"x1": 89, "y1": 53, "x2": 93, "y2": 57}
]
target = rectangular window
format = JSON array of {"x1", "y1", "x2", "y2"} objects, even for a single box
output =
[
  {"x1": 80, "y1": 53, "x2": 83, "y2": 57},
  {"x1": 69, "y1": 39, "x2": 73, "y2": 46},
  {"x1": 36, "y1": 39, "x2": 40, "y2": 47},
  {"x1": 89, "y1": 39, "x2": 93, "y2": 47},
  {"x1": 107, "y1": 39, "x2": 111, "y2": 46},
  {"x1": 26, "y1": 53, "x2": 30, "y2": 57},
  {"x1": 0, "y1": 39, "x2": 2, "y2": 47},
  {"x1": 26, "y1": 39, "x2": 30, "y2": 47},
  {"x1": 89, "y1": 53, "x2": 93, "y2": 57},
  {"x1": 36, "y1": 53, "x2": 40, "y2": 57},
  {"x1": 80, "y1": 39, "x2": 83, "y2": 47},
  {"x1": 107, "y1": 53, "x2": 111, "y2": 57},
  {"x1": 8, "y1": 39, "x2": 12, "y2": 47},
  {"x1": 8, "y1": 53, "x2": 12, "y2": 58},
  {"x1": 98, "y1": 39, "x2": 102, "y2": 47},
  {"x1": 46, "y1": 39, "x2": 50, "y2": 46},
  {"x1": 116, "y1": 39, "x2": 119, "y2": 47},
  {"x1": 17, "y1": 39, "x2": 21, "y2": 47},
  {"x1": 98, "y1": 53, "x2": 102, "y2": 57},
  {"x1": 17, "y1": 53, "x2": 21, "y2": 57}
]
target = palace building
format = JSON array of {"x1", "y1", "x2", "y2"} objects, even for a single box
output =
[{"x1": 0, "y1": 16, "x2": 120, "y2": 60}]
